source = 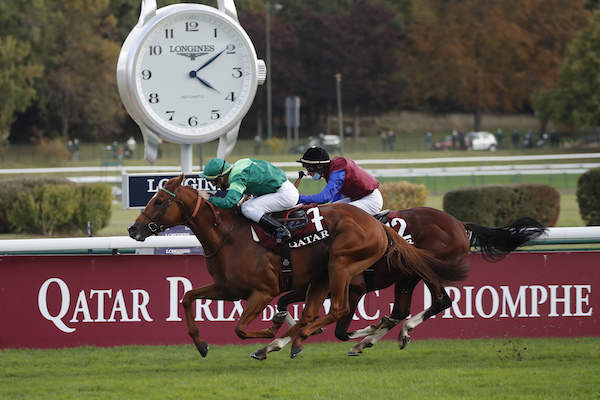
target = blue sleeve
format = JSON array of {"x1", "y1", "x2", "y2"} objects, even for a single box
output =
[{"x1": 299, "y1": 170, "x2": 346, "y2": 204}]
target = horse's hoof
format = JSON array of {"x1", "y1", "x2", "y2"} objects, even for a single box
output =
[
  {"x1": 399, "y1": 335, "x2": 411, "y2": 350},
  {"x1": 250, "y1": 349, "x2": 267, "y2": 361},
  {"x1": 290, "y1": 345, "x2": 303, "y2": 358},
  {"x1": 347, "y1": 346, "x2": 363, "y2": 356},
  {"x1": 196, "y1": 340, "x2": 209, "y2": 357}
]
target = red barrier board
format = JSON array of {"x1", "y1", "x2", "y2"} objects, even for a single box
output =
[{"x1": 0, "y1": 251, "x2": 598, "y2": 349}]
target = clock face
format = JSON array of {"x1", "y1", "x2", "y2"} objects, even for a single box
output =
[{"x1": 132, "y1": 9, "x2": 257, "y2": 141}]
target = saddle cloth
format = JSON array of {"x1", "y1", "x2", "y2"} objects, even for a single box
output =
[
  {"x1": 377, "y1": 210, "x2": 415, "y2": 245},
  {"x1": 250, "y1": 204, "x2": 329, "y2": 254}
]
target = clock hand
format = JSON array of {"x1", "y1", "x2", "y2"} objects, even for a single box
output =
[
  {"x1": 195, "y1": 46, "x2": 229, "y2": 73},
  {"x1": 188, "y1": 70, "x2": 221, "y2": 93},
  {"x1": 196, "y1": 76, "x2": 220, "y2": 93},
  {"x1": 189, "y1": 45, "x2": 233, "y2": 92}
]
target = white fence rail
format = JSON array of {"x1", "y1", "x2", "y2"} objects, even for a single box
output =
[
  {"x1": 0, "y1": 226, "x2": 599, "y2": 254},
  {"x1": 1, "y1": 153, "x2": 599, "y2": 180}
]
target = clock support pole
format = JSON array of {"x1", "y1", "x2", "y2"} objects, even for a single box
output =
[{"x1": 181, "y1": 144, "x2": 194, "y2": 174}]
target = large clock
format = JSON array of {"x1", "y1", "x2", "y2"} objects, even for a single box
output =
[{"x1": 117, "y1": 0, "x2": 266, "y2": 164}]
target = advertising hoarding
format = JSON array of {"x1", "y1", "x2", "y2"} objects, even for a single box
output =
[{"x1": 0, "y1": 252, "x2": 597, "y2": 349}]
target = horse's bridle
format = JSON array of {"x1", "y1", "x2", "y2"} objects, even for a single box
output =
[
  {"x1": 141, "y1": 184, "x2": 234, "y2": 258},
  {"x1": 141, "y1": 186, "x2": 202, "y2": 234}
]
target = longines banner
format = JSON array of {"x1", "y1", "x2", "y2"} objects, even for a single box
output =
[
  {"x1": 0, "y1": 252, "x2": 597, "y2": 349},
  {"x1": 122, "y1": 173, "x2": 219, "y2": 209}
]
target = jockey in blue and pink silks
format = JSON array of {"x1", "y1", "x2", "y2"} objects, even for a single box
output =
[{"x1": 297, "y1": 146, "x2": 383, "y2": 216}]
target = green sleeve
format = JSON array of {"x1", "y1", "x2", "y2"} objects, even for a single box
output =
[{"x1": 207, "y1": 188, "x2": 244, "y2": 209}]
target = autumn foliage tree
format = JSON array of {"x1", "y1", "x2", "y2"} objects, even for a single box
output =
[
  {"x1": 533, "y1": 10, "x2": 600, "y2": 130},
  {"x1": 404, "y1": 0, "x2": 591, "y2": 131}
]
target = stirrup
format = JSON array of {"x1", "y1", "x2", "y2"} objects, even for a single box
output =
[{"x1": 274, "y1": 226, "x2": 291, "y2": 243}]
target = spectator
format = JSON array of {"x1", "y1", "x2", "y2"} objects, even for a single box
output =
[
  {"x1": 112, "y1": 141, "x2": 119, "y2": 159},
  {"x1": 496, "y1": 129, "x2": 503, "y2": 149},
  {"x1": 550, "y1": 130, "x2": 559, "y2": 148},
  {"x1": 512, "y1": 129, "x2": 520, "y2": 149},
  {"x1": 67, "y1": 140, "x2": 74, "y2": 160},
  {"x1": 125, "y1": 136, "x2": 137, "y2": 158},
  {"x1": 425, "y1": 132, "x2": 433, "y2": 150},
  {"x1": 387, "y1": 130, "x2": 396, "y2": 151},
  {"x1": 254, "y1": 135, "x2": 262, "y2": 155},
  {"x1": 380, "y1": 131, "x2": 387, "y2": 151},
  {"x1": 523, "y1": 131, "x2": 533, "y2": 149},
  {"x1": 458, "y1": 131, "x2": 466, "y2": 150}
]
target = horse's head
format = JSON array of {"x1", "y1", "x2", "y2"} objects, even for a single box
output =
[{"x1": 128, "y1": 174, "x2": 199, "y2": 241}]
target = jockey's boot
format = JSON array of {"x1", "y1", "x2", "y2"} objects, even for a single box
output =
[{"x1": 259, "y1": 215, "x2": 291, "y2": 244}]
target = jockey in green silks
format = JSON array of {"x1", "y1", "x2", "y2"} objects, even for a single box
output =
[{"x1": 200, "y1": 158, "x2": 299, "y2": 243}]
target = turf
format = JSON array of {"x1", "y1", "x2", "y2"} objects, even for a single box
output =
[{"x1": 1, "y1": 338, "x2": 598, "y2": 399}]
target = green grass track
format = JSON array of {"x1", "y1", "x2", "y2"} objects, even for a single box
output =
[{"x1": 1, "y1": 338, "x2": 598, "y2": 399}]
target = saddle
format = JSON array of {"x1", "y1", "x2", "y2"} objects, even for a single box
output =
[
  {"x1": 251, "y1": 204, "x2": 329, "y2": 292},
  {"x1": 250, "y1": 204, "x2": 327, "y2": 254}
]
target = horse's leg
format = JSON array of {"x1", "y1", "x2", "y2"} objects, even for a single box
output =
[
  {"x1": 348, "y1": 276, "x2": 420, "y2": 356},
  {"x1": 181, "y1": 284, "x2": 277, "y2": 357},
  {"x1": 233, "y1": 290, "x2": 280, "y2": 339},
  {"x1": 334, "y1": 274, "x2": 367, "y2": 342},
  {"x1": 290, "y1": 256, "x2": 376, "y2": 358},
  {"x1": 269, "y1": 288, "x2": 307, "y2": 333},
  {"x1": 251, "y1": 282, "x2": 328, "y2": 361},
  {"x1": 181, "y1": 284, "x2": 220, "y2": 357},
  {"x1": 398, "y1": 283, "x2": 452, "y2": 349}
]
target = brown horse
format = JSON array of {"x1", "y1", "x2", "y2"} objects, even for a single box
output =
[
  {"x1": 127, "y1": 175, "x2": 470, "y2": 359},
  {"x1": 270, "y1": 207, "x2": 547, "y2": 355}
]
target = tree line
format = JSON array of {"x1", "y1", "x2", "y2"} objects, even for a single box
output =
[{"x1": 0, "y1": 0, "x2": 597, "y2": 146}]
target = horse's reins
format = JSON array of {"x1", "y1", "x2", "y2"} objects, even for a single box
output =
[
  {"x1": 142, "y1": 186, "x2": 201, "y2": 233},
  {"x1": 143, "y1": 185, "x2": 234, "y2": 258}
]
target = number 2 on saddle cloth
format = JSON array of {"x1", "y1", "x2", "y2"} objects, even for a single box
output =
[{"x1": 378, "y1": 210, "x2": 415, "y2": 245}]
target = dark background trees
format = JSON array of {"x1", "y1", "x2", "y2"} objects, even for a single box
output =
[{"x1": 0, "y1": 0, "x2": 597, "y2": 146}]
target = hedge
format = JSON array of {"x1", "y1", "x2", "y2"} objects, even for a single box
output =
[
  {"x1": 2, "y1": 178, "x2": 113, "y2": 236},
  {"x1": 379, "y1": 181, "x2": 428, "y2": 210},
  {"x1": 443, "y1": 184, "x2": 559, "y2": 226},
  {"x1": 577, "y1": 167, "x2": 600, "y2": 226},
  {"x1": 0, "y1": 177, "x2": 74, "y2": 233}
]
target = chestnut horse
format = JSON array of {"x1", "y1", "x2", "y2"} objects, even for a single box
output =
[
  {"x1": 127, "y1": 175, "x2": 470, "y2": 359},
  {"x1": 270, "y1": 207, "x2": 547, "y2": 356}
]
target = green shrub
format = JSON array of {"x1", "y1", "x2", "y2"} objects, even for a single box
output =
[
  {"x1": 5, "y1": 181, "x2": 113, "y2": 236},
  {"x1": 5, "y1": 191, "x2": 39, "y2": 234},
  {"x1": 443, "y1": 184, "x2": 559, "y2": 227},
  {"x1": 379, "y1": 181, "x2": 428, "y2": 210},
  {"x1": 577, "y1": 167, "x2": 600, "y2": 226},
  {"x1": 8, "y1": 184, "x2": 80, "y2": 236},
  {"x1": 73, "y1": 183, "x2": 113, "y2": 233},
  {"x1": 0, "y1": 177, "x2": 73, "y2": 233}
]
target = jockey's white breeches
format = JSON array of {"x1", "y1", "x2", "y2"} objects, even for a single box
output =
[
  {"x1": 241, "y1": 180, "x2": 300, "y2": 223},
  {"x1": 333, "y1": 188, "x2": 383, "y2": 216}
]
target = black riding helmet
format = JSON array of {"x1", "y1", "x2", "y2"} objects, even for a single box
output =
[{"x1": 297, "y1": 146, "x2": 330, "y2": 172}]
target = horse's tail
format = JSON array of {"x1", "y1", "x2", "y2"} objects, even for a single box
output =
[
  {"x1": 383, "y1": 225, "x2": 470, "y2": 286},
  {"x1": 464, "y1": 217, "x2": 548, "y2": 262}
]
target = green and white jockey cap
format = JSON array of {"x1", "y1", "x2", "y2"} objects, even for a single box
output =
[{"x1": 200, "y1": 158, "x2": 232, "y2": 180}]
